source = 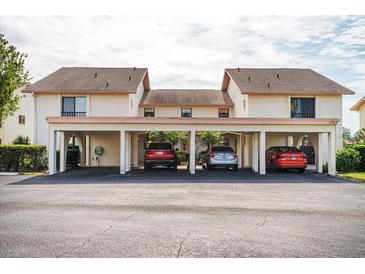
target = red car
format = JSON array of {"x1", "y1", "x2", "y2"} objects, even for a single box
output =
[
  {"x1": 266, "y1": 146, "x2": 307, "y2": 173},
  {"x1": 144, "y1": 142, "x2": 178, "y2": 170}
]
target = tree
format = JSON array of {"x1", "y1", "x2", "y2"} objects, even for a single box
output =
[
  {"x1": 0, "y1": 34, "x2": 30, "y2": 127},
  {"x1": 147, "y1": 131, "x2": 187, "y2": 146},
  {"x1": 342, "y1": 127, "x2": 353, "y2": 146},
  {"x1": 12, "y1": 135, "x2": 30, "y2": 145},
  {"x1": 200, "y1": 131, "x2": 223, "y2": 150},
  {"x1": 353, "y1": 128, "x2": 365, "y2": 144}
]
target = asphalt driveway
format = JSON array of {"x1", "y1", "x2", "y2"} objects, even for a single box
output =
[{"x1": 1, "y1": 168, "x2": 365, "y2": 257}]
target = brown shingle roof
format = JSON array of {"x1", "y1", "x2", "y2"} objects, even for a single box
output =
[
  {"x1": 351, "y1": 96, "x2": 365, "y2": 111},
  {"x1": 140, "y1": 89, "x2": 234, "y2": 106},
  {"x1": 222, "y1": 68, "x2": 355, "y2": 95},
  {"x1": 23, "y1": 67, "x2": 149, "y2": 93}
]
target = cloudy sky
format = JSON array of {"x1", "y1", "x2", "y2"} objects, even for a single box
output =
[{"x1": 0, "y1": 15, "x2": 364, "y2": 132}]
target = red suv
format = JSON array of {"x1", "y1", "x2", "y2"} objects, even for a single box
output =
[
  {"x1": 266, "y1": 146, "x2": 308, "y2": 173},
  {"x1": 144, "y1": 142, "x2": 178, "y2": 170}
]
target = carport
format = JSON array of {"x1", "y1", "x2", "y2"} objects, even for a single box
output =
[{"x1": 47, "y1": 116, "x2": 338, "y2": 176}]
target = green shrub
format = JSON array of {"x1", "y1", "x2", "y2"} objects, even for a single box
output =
[
  {"x1": 349, "y1": 144, "x2": 365, "y2": 171},
  {"x1": 0, "y1": 145, "x2": 47, "y2": 172},
  {"x1": 12, "y1": 135, "x2": 30, "y2": 145},
  {"x1": 336, "y1": 148, "x2": 361, "y2": 172}
]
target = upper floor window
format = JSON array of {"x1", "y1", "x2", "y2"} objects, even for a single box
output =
[
  {"x1": 291, "y1": 98, "x2": 315, "y2": 118},
  {"x1": 62, "y1": 97, "x2": 87, "y2": 117},
  {"x1": 181, "y1": 108, "x2": 192, "y2": 118},
  {"x1": 144, "y1": 108, "x2": 155, "y2": 117},
  {"x1": 18, "y1": 115, "x2": 25, "y2": 124},
  {"x1": 218, "y1": 108, "x2": 229, "y2": 118}
]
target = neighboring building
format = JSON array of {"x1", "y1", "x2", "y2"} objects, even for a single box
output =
[
  {"x1": 0, "y1": 86, "x2": 34, "y2": 144},
  {"x1": 22, "y1": 67, "x2": 355, "y2": 175},
  {"x1": 351, "y1": 96, "x2": 365, "y2": 129}
]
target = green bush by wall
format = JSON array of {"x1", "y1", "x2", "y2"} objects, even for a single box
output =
[
  {"x1": 349, "y1": 144, "x2": 365, "y2": 171},
  {"x1": 336, "y1": 147, "x2": 361, "y2": 172},
  {"x1": 0, "y1": 145, "x2": 47, "y2": 172}
]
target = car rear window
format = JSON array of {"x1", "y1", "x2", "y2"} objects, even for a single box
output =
[
  {"x1": 148, "y1": 143, "x2": 173, "y2": 150},
  {"x1": 276, "y1": 147, "x2": 300, "y2": 153},
  {"x1": 211, "y1": 146, "x2": 234, "y2": 152}
]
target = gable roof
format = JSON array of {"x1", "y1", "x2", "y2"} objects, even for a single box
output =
[
  {"x1": 23, "y1": 67, "x2": 150, "y2": 93},
  {"x1": 140, "y1": 89, "x2": 234, "y2": 107},
  {"x1": 222, "y1": 68, "x2": 355, "y2": 95},
  {"x1": 351, "y1": 96, "x2": 365, "y2": 111}
]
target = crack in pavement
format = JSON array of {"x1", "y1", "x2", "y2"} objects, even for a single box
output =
[
  {"x1": 56, "y1": 212, "x2": 138, "y2": 258},
  {"x1": 176, "y1": 233, "x2": 190, "y2": 258},
  {"x1": 253, "y1": 214, "x2": 268, "y2": 231}
]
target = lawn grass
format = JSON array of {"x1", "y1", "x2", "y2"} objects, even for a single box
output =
[
  {"x1": 18, "y1": 171, "x2": 47, "y2": 175},
  {"x1": 340, "y1": 172, "x2": 365, "y2": 182}
]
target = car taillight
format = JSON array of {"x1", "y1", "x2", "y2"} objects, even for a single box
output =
[
  {"x1": 146, "y1": 150, "x2": 153, "y2": 155},
  {"x1": 277, "y1": 154, "x2": 285, "y2": 158},
  {"x1": 209, "y1": 152, "x2": 216, "y2": 157},
  {"x1": 302, "y1": 153, "x2": 307, "y2": 158},
  {"x1": 233, "y1": 153, "x2": 237, "y2": 158}
]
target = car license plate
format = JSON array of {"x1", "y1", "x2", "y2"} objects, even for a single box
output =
[
  {"x1": 291, "y1": 156, "x2": 297, "y2": 160},
  {"x1": 156, "y1": 151, "x2": 163, "y2": 155}
]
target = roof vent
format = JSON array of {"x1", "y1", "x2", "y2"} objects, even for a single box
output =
[
  {"x1": 133, "y1": 67, "x2": 136, "y2": 71},
  {"x1": 277, "y1": 73, "x2": 280, "y2": 79},
  {"x1": 237, "y1": 68, "x2": 240, "y2": 72},
  {"x1": 93, "y1": 72, "x2": 97, "y2": 79},
  {"x1": 128, "y1": 76, "x2": 131, "y2": 81},
  {"x1": 106, "y1": 82, "x2": 109, "y2": 88},
  {"x1": 248, "y1": 76, "x2": 251, "y2": 81},
  {"x1": 267, "y1": 83, "x2": 270, "y2": 88}
]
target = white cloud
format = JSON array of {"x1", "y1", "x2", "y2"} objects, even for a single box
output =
[{"x1": 0, "y1": 15, "x2": 364, "y2": 133}]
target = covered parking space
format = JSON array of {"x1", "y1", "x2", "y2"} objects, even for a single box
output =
[{"x1": 47, "y1": 116, "x2": 338, "y2": 176}]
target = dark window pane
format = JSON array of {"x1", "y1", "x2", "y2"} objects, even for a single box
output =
[
  {"x1": 211, "y1": 146, "x2": 234, "y2": 152},
  {"x1": 218, "y1": 108, "x2": 229, "y2": 118},
  {"x1": 181, "y1": 108, "x2": 192, "y2": 117},
  {"x1": 148, "y1": 143, "x2": 172, "y2": 149},
  {"x1": 63, "y1": 97, "x2": 75, "y2": 113},
  {"x1": 291, "y1": 98, "x2": 315, "y2": 118},
  {"x1": 144, "y1": 108, "x2": 155, "y2": 117}
]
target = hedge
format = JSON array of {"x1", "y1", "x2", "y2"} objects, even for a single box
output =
[
  {"x1": 0, "y1": 145, "x2": 47, "y2": 172},
  {"x1": 349, "y1": 144, "x2": 365, "y2": 171},
  {"x1": 336, "y1": 147, "x2": 361, "y2": 172}
]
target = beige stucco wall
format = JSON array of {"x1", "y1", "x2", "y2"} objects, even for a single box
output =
[
  {"x1": 89, "y1": 132, "x2": 120, "y2": 166},
  {"x1": 266, "y1": 133, "x2": 288, "y2": 148},
  {"x1": 248, "y1": 95, "x2": 289, "y2": 118},
  {"x1": 359, "y1": 104, "x2": 365, "y2": 129},
  {"x1": 0, "y1": 87, "x2": 34, "y2": 144},
  {"x1": 227, "y1": 79, "x2": 245, "y2": 117},
  {"x1": 89, "y1": 94, "x2": 129, "y2": 116},
  {"x1": 139, "y1": 106, "x2": 232, "y2": 118},
  {"x1": 35, "y1": 93, "x2": 60, "y2": 146},
  {"x1": 129, "y1": 81, "x2": 145, "y2": 116}
]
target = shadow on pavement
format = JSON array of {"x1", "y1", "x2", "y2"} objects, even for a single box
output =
[{"x1": 8, "y1": 167, "x2": 353, "y2": 185}]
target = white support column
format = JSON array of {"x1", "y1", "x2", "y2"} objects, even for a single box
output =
[
  {"x1": 133, "y1": 133, "x2": 139, "y2": 168},
  {"x1": 317, "y1": 133, "x2": 323, "y2": 173},
  {"x1": 237, "y1": 133, "x2": 243, "y2": 169},
  {"x1": 243, "y1": 135, "x2": 250, "y2": 168},
  {"x1": 328, "y1": 130, "x2": 336, "y2": 175},
  {"x1": 287, "y1": 135, "x2": 293, "y2": 146},
  {"x1": 120, "y1": 129, "x2": 126, "y2": 175},
  {"x1": 48, "y1": 128, "x2": 57, "y2": 175},
  {"x1": 252, "y1": 133, "x2": 259, "y2": 172},
  {"x1": 85, "y1": 135, "x2": 90, "y2": 166},
  {"x1": 126, "y1": 132, "x2": 131, "y2": 172},
  {"x1": 189, "y1": 130, "x2": 196, "y2": 174},
  {"x1": 259, "y1": 130, "x2": 266, "y2": 175},
  {"x1": 79, "y1": 135, "x2": 85, "y2": 167},
  {"x1": 59, "y1": 132, "x2": 66, "y2": 172}
]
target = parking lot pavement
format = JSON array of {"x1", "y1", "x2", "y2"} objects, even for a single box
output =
[{"x1": 1, "y1": 169, "x2": 365, "y2": 257}]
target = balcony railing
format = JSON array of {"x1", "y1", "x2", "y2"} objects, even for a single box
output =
[
  {"x1": 62, "y1": 112, "x2": 86, "y2": 117},
  {"x1": 291, "y1": 112, "x2": 315, "y2": 118}
]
